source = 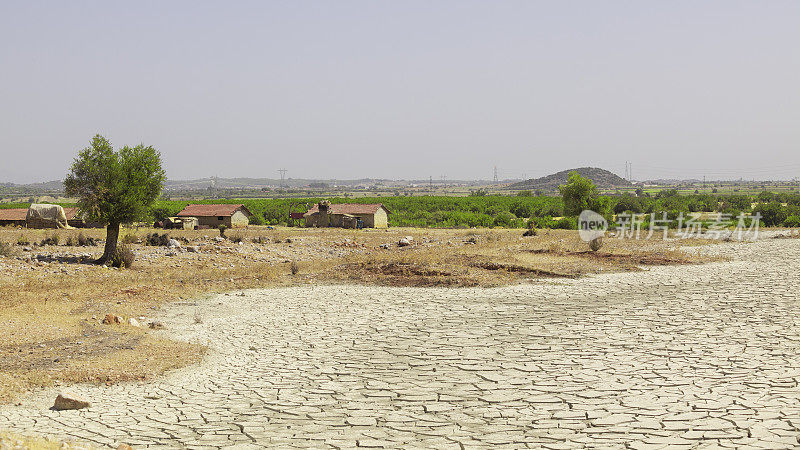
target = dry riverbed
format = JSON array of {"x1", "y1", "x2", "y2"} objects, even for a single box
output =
[{"x1": 0, "y1": 225, "x2": 723, "y2": 404}]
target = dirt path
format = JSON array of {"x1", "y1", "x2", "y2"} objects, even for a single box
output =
[{"x1": 1, "y1": 239, "x2": 799, "y2": 448}]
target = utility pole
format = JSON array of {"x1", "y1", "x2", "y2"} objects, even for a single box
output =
[
  {"x1": 429, "y1": 176, "x2": 433, "y2": 191},
  {"x1": 278, "y1": 169, "x2": 287, "y2": 188},
  {"x1": 493, "y1": 166, "x2": 499, "y2": 183}
]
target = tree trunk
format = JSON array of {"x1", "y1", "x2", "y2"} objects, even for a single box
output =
[{"x1": 97, "y1": 222, "x2": 120, "y2": 264}]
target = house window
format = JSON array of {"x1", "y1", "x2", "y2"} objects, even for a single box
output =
[{"x1": 218, "y1": 216, "x2": 224, "y2": 220}]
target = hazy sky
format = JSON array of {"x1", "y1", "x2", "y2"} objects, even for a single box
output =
[{"x1": 1, "y1": 1, "x2": 798, "y2": 183}]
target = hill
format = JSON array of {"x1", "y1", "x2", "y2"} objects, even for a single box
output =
[{"x1": 507, "y1": 167, "x2": 631, "y2": 190}]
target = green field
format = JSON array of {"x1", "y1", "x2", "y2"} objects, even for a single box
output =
[{"x1": 5, "y1": 189, "x2": 799, "y2": 229}]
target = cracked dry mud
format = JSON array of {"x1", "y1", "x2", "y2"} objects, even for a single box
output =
[{"x1": 1, "y1": 239, "x2": 799, "y2": 449}]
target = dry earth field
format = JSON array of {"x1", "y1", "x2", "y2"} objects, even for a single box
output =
[
  {"x1": 2, "y1": 226, "x2": 795, "y2": 448},
  {"x1": 0, "y1": 226, "x2": 713, "y2": 405}
]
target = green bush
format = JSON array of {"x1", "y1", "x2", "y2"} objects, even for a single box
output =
[
  {"x1": 784, "y1": 215, "x2": 800, "y2": 228},
  {"x1": 493, "y1": 211, "x2": 519, "y2": 228},
  {"x1": 754, "y1": 202, "x2": 788, "y2": 227},
  {"x1": 554, "y1": 217, "x2": 577, "y2": 230}
]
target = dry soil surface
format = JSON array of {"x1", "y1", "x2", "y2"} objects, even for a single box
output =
[{"x1": 1, "y1": 239, "x2": 799, "y2": 449}]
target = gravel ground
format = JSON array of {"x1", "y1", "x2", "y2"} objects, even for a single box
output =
[{"x1": 1, "y1": 238, "x2": 799, "y2": 448}]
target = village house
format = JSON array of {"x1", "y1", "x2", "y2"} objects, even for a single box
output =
[
  {"x1": 0, "y1": 205, "x2": 86, "y2": 228},
  {"x1": 304, "y1": 202, "x2": 390, "y2": 228},
  {"x1": 0, "y1": 208, "x2": 27, "y2": 227},
  {"x1": 177, "y1": 204, "x2": 252, "y2": 228}
]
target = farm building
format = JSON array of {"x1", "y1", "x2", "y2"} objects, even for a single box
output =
[
  {"x1": 163, "y1": 216, "x2": 199, "y2": 230},
  {"x1": 304, "y1": 202, "x2": 390, "y2": 228},
  {"x1": 0, "y1": 205, "x2": 87, "y2": 228},
  {"x1": 177, "y1": 204, "x2": 252, "y2": 228},
  {"x1": 0, "y1": 208, "x2": 28, "y2": 227}
]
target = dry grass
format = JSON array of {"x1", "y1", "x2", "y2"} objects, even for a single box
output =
[
  {"x1": 0, "y1": 225, "x2": 716, "y2": 403},
  {"x1": 327, "y1": 228, "x2": 717, "y2": 287},
  {"x1": 0, "y1": 430, "x2": 96, "y2": 449}
]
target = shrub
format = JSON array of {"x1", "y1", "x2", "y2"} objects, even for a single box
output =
[
  {"x1": 228, "y1": 233, "x2": 244, "y2": 243},
  {"x1": 754, "y1": 202, "x2": 788, "y2": 227},
  {"x1": 218, "y1": 224, "x2": 227, "y2": 237},
  {"x1": 122, "y1": 234, "x2": 139, "y2": 244},
  {"x1": 784, "y1": 215, "x2": 800, "y2": 228},
  {"x1": 589, "y1": 237, "x2": 603, "y2": 252},
  {"x1": 0, "y1": 241, "x2": 17, "y2": 257},
  {"x1": 65, "y1": 235, "x2": 75, "y2": 246},
  {"x1": 77, "y1": 232, "x2": 96, "y2": 247},
  {"x1": 108, "y1": 244, "x2": 135, "y2": 268},
  {"x1": 251, "y1": 236, "x2": 269, "y2": 244},
  {"x1": 290, "y1": 260, "x2": 299, "y2": 275},
  {"x1": 553, "y1": 217, "x2": 577, "y2": 230},
  {"x1": 493, "y1": 211, "x2": 518, "y2": 228},
  {"x1": 16, "y1": 234, "x2": 30, "y2": 246},
  {"x1": 145, "y1": 232, "x2": 170, "y2": 246},
  {"x1": 40, "y1": 233, "x2": 60, "y2": 246}
]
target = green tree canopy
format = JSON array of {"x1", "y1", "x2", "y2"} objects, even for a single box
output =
[
  {"x1": 559, "y1": 171, "x2": 600, "y2": 216},
  {"x1": 64, "y1": 135, "x2": 166, "y2": 264}
]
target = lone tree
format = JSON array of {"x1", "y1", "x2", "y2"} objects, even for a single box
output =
[
  {"x1": 65, "y1": 135, "x2": 166, "y2": 264},
  {"x1": 559, "y1": 171, "x2": 600, "y2": 216}
]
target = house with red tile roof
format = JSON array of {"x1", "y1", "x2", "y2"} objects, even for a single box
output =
[
  {"x1": 176, "y1": 204, "x2": 252, "y2": 228},
  {"x1": 303, "y1": 202, "x2": 390, "y2": 228},
  {"x1": 0, "y1": 208, "x2": 28, "y2": 227}
]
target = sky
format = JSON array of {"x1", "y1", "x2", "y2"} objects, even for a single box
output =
[{"x1": 1, "y1": 1, "x2": 798, "y2": 184}]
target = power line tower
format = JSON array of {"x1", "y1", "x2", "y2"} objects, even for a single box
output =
[
  {"x1": 278, "y1": 169, "x2": 287, "y2": 188},
  {"x1": 493, "y1": 166, "x2": 498, "y2": 183}
]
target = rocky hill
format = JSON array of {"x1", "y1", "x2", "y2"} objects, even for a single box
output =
[{"x1": 507, "y1": 167, "x2": 631, "y2": 190}]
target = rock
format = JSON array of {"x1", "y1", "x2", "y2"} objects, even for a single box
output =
[
  {"x1": 186, "y1": 246, "x2": 199, "y2": 253},
  {"x1": 167, "y1": 239, "x2": 181, "y2": 248},
  {"x1": 404, "y1": 236, "x2": 414, "y2": 242},
  {"x1": 23, "y1": 246, "x2": 32, "y2": 252},
  {"x1": 127, "y1": 317, "x2": 141, "y2": 327},
  {"x1": 398, "y1": 238, "x2": 411, "y2": 247},
  {"x1": 466, "y1": 236, "x2": 478, "y2": 244},
  {"x1": 165, "y1": 251, "x2": 177, "y2": 257},
  {"x1": 380, "y1": 243, "x2": 390, "y2": 249},
  {"x1": 214, "y1": 237, "x2": 225, "y2": 242},
  {"x1": 148, "y1": 321, "x2": 165, "y2": 330},
  {"x1": 102, "y1": 314, "x2": 122, "y2": 325},
  {"x1": 53, "y1": 392, "x2": 90, "y2": 410},
  {"x1": 117, "y1": 445, "x2": 134, "y2": 450}
]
